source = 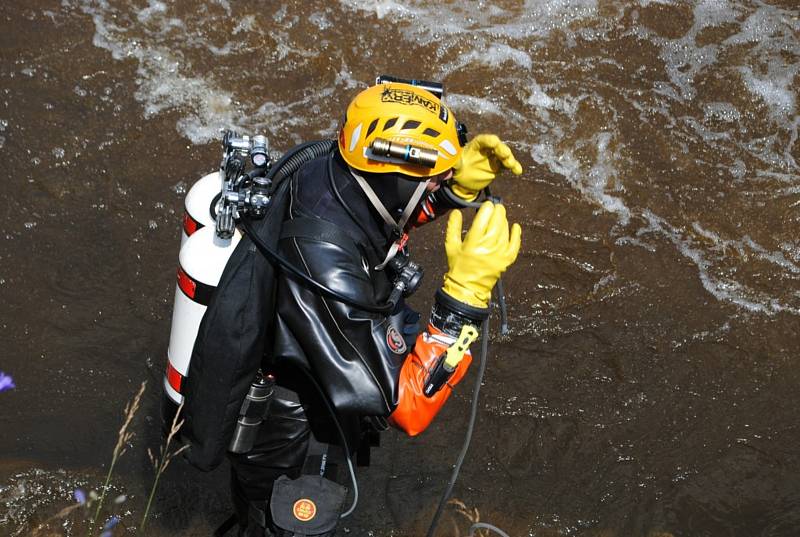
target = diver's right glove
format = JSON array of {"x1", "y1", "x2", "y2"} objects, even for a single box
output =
[
  {"x1": 451, "y1": 134, "x2": 523, "y2": 201},
  {"x1": 441, "y1": 201, "x2": 521, "y2": 310}
]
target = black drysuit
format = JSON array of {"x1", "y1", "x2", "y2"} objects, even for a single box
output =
[{"x1": 223, "y1": 150, "x2": 463, "y2": 534}]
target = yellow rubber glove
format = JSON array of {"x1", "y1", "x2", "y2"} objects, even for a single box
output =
[
  {"x1": 442, "y1": 202, "x2": 522, "y2": 309},
  {"x1": 451, "y1": 134, "x2": 523, "y2": 201}
]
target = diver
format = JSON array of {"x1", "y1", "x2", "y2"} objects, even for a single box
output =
[{"x1": 181, "y1": 79, "x2": 523, "y2": 537}]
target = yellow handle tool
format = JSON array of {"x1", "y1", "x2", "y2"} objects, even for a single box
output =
[
  {"x1": 423, "y1": 325, "x2": 481, "y2": 398},
  {"x1": 444, "y1": 325, "x2": 480, "y2": 369}
]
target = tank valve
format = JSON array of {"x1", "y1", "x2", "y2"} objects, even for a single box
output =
[{"x1": 215, "y1": 130, "x2": 274, "y2": 239}]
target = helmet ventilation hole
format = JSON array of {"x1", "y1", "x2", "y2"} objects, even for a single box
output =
[
  {"x1": 365, "y1": 118, "x2": 379, "y2": 139},
  {"x1": 383, "y1": 117, "x2": 398, "y2": 130}
]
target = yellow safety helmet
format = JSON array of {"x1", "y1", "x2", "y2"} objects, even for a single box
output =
[{"x1": 338, "y1": 82, "x2": 463, "y2": 178}]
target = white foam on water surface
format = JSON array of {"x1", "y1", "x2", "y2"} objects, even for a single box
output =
[
  {"x1": 727, "y1": 3, "x2": 800, "y2": 124},
  {"x1": 724, "y1": 2, "x2": 800, "y2": 46},
  {"x1": 527, "y1": 82, "x2": 556, "y2": 111},
  {"x1": 641, "y1": 0, "x2": 800, "y2": 125},
  {"x1": 439, "y1": 44, "x2": 533, "y2": 76},
  {"x1": 68, "y1": 0, "x2": 800, "y2": 318},
  {"x1": 739, "y1": 67, "x2": 797, "y2": 120},
  {"x1": 338, "y1": 0, "x2": 422, "y2": 20},
  {"x1": 0, "y1": 119, "x2": 7, "y2": 150},
  {"x1": 447, "y1": 93, "x2": 506, "y2": 118},
  {"x1": 631, "y1": 211, "x2": 800, "y2": 316},
  {"x1": 692, "y1": 222, "x2": 800, "y2": 275},
  {"x1": 780, "y1": 241, "x2": 800, "y2": 265},
  {"x1": 136, "y1": 0, "x2": 166, "y2": 23},
  {"x1": 73, "y1": 0, "x2": 349, "y2": 144},
  {"x1": 76, "y1": 0, "x2": 240, "y2": 142},
  {"x1": 704, "y1": 102, "x2": 741, "y2": 123},
  {"x1": 339, "y1": 0, "x2": 600, "y2": 41},
  {"x1": 787, "y1": 117, "x2": 800, "y2": 171},
  {"x1": 214, "y1": 0, "x2": 232, "y2": 16},
  {"x1": 633, "y1": 0, "x2": 740, "y2": 101},
  {"x1": 0, "y1": 468, "x2": 99, "y2": 536},
  {"x1": 309, "y1": 12, "x2": 333, "y2": 30},
  {"x1": 682, "y1": 115, "x2": 731, "y2": 142},
  {"x1": 531, "y1": 131, "x2": 632, "y2": 226}
]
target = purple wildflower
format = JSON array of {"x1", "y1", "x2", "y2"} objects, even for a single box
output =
[
  {"x1": 74, "y1": 488, "x2": 87, "y2": 504},
  {"x1": 0, "y1": 371, "x2": 15, "y2": 393},
  {"x1": 102, "y1": 516, "x2": 120, "y2": 530},
  {"x1": 100, "y1": 532, "x2": 113, "y2": 537}
]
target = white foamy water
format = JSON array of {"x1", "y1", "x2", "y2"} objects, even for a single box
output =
[
  {"x1": 73, "y1": 0, "x2": 364, "y2": 145},
  {"x1": 637, "y1": 211, "x2": 800, "y2": 316},
  {"x1": 340, "y1": 0, "x2": 600, "y2": 39},
  {"x1": 531, "y1": 132, "x2": 632, "y2": 227},
  {"x1": 70, "y1": 0, "x2": 800, "y2": 316}
]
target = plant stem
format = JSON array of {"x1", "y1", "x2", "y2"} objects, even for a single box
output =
[
  {"x1": 139, "y1": 400, "x2": 186, "y2": 533},
  {"x1": 139, "y1": 469, "x2": 161, "y2": 532},
  {"x1": 89, "y1": 381, "x2": 145, "y2": 536},
  {"x1": 89, "y1": 455, "x2": 117, "y2": 536}
]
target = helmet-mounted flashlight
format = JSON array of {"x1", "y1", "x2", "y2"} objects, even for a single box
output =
[{"x1": 370, "y1": 138, "x2": 439, "y2": 169}]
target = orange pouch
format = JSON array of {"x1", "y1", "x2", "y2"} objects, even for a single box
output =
[{"x1": 389, "y1": 327, "x2": 472, "y2": 436}]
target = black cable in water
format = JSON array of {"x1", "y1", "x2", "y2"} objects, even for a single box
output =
[
  {"x1": 425, "y1": 317, "x2": 490, "y2": 537},
  {"x1": 495, "y1": 276, "x2": 510, "y2": 336},
  {"x1": 481, "y1": 186, "x2": 510, "y2": 335}
]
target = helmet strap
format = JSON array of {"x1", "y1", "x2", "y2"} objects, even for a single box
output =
[{"x1": 348, "y1": 167, "x2": 430, "y2": 270}]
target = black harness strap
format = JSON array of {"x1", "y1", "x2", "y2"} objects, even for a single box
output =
[{"x1": 280, "y1": 217, "x2": 368, "y2": 261}]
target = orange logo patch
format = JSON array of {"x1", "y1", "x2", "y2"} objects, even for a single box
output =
[{"x1": 293, "y1": 498, "x2": 317, "y2": 522}]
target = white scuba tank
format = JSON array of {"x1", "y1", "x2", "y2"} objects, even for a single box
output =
[{"x1": 164, "y1": 173, "x2": 241, "y2": 405}]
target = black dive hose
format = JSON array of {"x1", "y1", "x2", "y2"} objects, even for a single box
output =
[
  {"x1": 296, "y1": 367, "x2": 360, "y2": 518},
  {"x1": 495, "y1": 277, "x2": 510, "y2": 336},
  {"x1": 269, "y1": 140, "x2": 334, "y2": 185},
  {"x1": 425, "y1": 317, "x2": 490, "y2": 537}
]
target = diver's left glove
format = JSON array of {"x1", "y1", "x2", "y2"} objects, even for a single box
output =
[
  {"x1": 451, "y1": 134, "x2": 523, "y2": 201},
  {"x1": 388, "y1": 202, "x2": 521, "y2": 437},
  {"x1": 441, "y1": 201, "x2": 521, "y2": 310}
]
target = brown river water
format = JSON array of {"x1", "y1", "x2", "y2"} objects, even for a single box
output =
[{"x1": 1, "y1": 1, "x2": 799, "y2": 536}]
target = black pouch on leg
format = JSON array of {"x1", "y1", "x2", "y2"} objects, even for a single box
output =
[
  {"x1": 270, "y1": 475, "x2": 346, "y2": 536},
  {"x1": 269, "y1": 438, "x2": 347, "y2": 537}
]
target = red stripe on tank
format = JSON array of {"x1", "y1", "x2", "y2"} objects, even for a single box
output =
[
  {"x1": 177, "y1": 267, "x2": 196, "y2": 300},
  {"x1": 183, "y1": 211, "x2": 202, "y2": 236},
  {"x1": 166, "y1": 361, "x2": 184, "y2": 393}
]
